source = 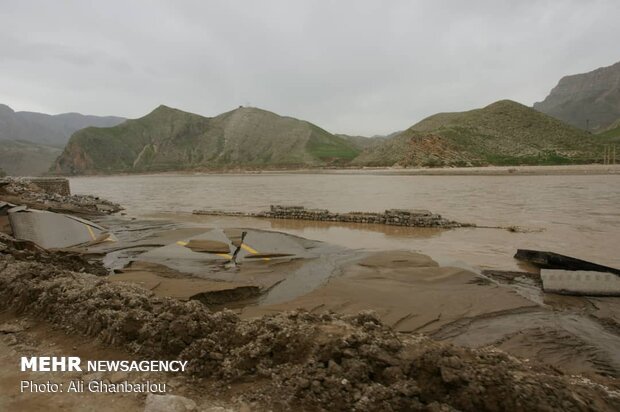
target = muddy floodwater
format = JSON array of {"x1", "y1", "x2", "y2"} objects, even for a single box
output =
[{"x1": 71, "y1": 173, "x2": 620, "y2": 271}]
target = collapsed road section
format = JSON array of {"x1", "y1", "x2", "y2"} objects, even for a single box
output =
[
  {"x1": 1, "y1": 202, "x2": 116, "y2": 250},
  {"x1": 0, "y1": 177, "x2": 122, "y2": 215},
  {"x1": 515, "y1": 249, "x2": 620, "y2": 296},
  {"x1": 101, "y1": 226, "x2": 355, "y2": 308}
]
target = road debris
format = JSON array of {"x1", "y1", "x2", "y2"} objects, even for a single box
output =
[
  {"x1": 7, "y1": 207, "x2": 116, "y2": 249},
  {"x1": 515, "y1": 249, "x2": 620, "y2": 275},
  {"x1": 0, "y1": 177, "x2": 122, "y2": 215},
  {"x1": 541, "y1": 269, "x2": 620, "y2": 296}
]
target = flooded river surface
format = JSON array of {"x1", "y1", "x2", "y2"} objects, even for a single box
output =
[{"x1": 71, "y1": 173, "x2": 620, "y2": 271}]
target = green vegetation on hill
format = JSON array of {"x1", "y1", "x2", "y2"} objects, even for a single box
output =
[
  {"x1": 307, "y1": 126, "x2": 359, "y2": 162},
  {"x1": 53, "y1": 105, "x2": 360, "y2": 174},
  {"x1": 597, "y1": 119, "x2": 620, "y2": 143},
  {"x1": 51, "y1": 100, "x2": 611, "y2": 174},
  {"x1": 354, "y1": 100, "x2": 608, "y2": 167}
]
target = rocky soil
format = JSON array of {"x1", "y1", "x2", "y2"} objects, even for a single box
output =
[
  {"x1": 0, "y1": 247, "x2": 618, "y2": 411},
  {"x1": 0, "y1": 177, "x2": 122, "y2": 215}
]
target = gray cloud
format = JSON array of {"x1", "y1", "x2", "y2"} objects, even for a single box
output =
[{"x1": 1, "y1": 0, "x2": 618, "y2": 135}]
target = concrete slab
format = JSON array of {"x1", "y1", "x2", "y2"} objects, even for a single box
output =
[
  {"x1": 8, "y1": 208, "x2": 114, "y2": 249},
  {"x1": 541, "y1": 269, "x2": 620, "y2": 296}
]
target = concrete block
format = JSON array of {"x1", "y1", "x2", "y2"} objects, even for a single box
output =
[{"x1": 541, "y1": 269, "x2": 620, "y2": 296}]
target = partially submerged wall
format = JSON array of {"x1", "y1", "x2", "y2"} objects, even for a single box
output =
[
  {"x1": 194, "y1": 205, "x2": 465, "y2": 228},
  {"x1": 27, "y1": 178, "x2": 70, "y2": 196}
]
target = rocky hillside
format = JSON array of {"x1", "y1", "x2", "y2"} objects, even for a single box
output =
[
  {"x1": 534, "y1": 61, "x2": 620, "y2": 131},
  {"x1": 0, "y1": 104, "x2": 125, "y2": 147},
  {"x1": 353, "y1": 100, "x2": 606, "y2": 167},
  {"x1": 53, "y1": 105, "x2": 360, "y2": 174}
]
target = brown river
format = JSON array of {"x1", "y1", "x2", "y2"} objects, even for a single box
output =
[{"x1": 71, "y1": 172, "x2": 620, "y2": 272}]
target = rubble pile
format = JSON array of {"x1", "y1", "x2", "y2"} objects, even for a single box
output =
[
  {"x1": 194, "y1": 205, "x2": 466, "y2": 228},
  {"x1": 0, "y1": 177, "x2": 122, "y2": 215},
  {"x1": 0, "y1": 255, "x2": 617, "y2": 411}
]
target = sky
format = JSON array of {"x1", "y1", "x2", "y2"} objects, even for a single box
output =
[{"x1": 1, "y1": 0, "x2": 619, "y2": 136}]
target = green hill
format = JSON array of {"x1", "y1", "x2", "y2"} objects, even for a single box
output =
[
  {"x1": 353, "y1": 100, "x2": 607, "y2": 167},
  {"x1": 53, "y1": 105, "x2": 359, "y2": 174}
]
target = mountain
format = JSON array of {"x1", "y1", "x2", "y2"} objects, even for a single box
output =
[
  {"x1": 53, "y1": 105, "x2": 360, "y2": 174},
  {"x1": 353, "y1": 100, "x2": 605, "y2": 167},
  {"x1": 0, "y1": 104, "x2": 125, "y2": 147},
  {"x1": 533, "y1": 61, "x2": 620, "y2": 131},
  {"x1": 0, "y1": 140, "x2": 63, "y2": 176},
  {"x1": 0, "y1": 104, "x2": 125, "y2": 175}
]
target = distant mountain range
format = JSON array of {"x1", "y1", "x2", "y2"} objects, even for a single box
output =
[
  {"x1": 534, "y1": 61, "x2": 620, "y2": 131},
  {"x1": 53, "y1": 105, "x2": 359, "y2": 174},
  {"x1": 4, "y1": 60, "x2": 620, "y2": 176},
  {"x1": 0, "y1": 104, "x2": 125, "y2": 147},
  {"x1": 53, "y1": 100, "x2": 611, "y2": 175},
  {"x1": 353, "y1": 100, "x2": 607, "y2": 167},
  {"x1": 0, "y1": 104, "x2": 125, "y2": 175}
]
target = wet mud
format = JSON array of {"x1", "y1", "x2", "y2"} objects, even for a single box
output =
[
  {"x1": 74, "y1": 216, "x2": 620, "y2": 381},
  {"x1": 1, "y1": 254, "x2": 619, "y2": 411}
]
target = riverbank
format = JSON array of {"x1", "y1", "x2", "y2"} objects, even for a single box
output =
[{"x1": 56, "y1": 163, "x2": 620, "y2": 178}]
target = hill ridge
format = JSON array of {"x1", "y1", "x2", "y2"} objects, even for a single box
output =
[
  {"x1": 53, "y1": 104, "x2": 359, "y2": 174},
  {"x1": 354, "y1": 99, "x2": 606, "y2": 167}
]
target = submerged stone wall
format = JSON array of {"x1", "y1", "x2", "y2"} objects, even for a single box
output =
[
  {"x1": 27, "y1": 177, "x2": 71, "y2": 196},
  {"x1": 194, "y1": 205, "x2": 465, "y2": 228}
]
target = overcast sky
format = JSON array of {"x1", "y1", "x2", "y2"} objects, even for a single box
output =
[{"x1": 1, "y1": 0, "x2": 619, "y2": 136}]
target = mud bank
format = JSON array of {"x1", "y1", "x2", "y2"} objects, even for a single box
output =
[
  {"x1": 82, "y1": 217, "x2": 620, "y2": 380},
  {"x1": 243, "y1": 251, "x2": 620, "y2": 379},
  {"x1": 1, "y1": 252, "x2": 619, "y2": 411}
]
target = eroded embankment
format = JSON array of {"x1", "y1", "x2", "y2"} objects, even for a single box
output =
[{"x1": 1, "y1": 252, "x2": 619, "y2": 411}]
